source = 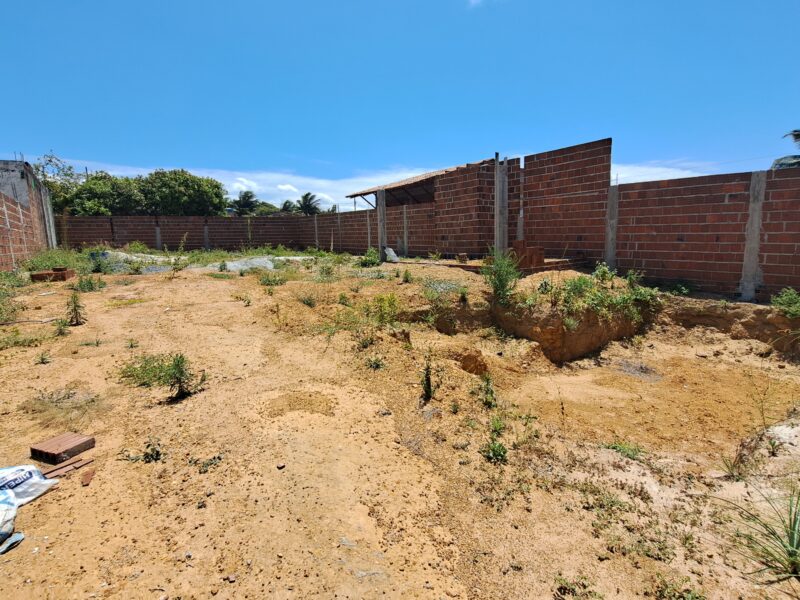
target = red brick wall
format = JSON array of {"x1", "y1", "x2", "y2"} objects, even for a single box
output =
[
  {"x1": 615, "y1": 172, "x2": 752, "y2": 293},
  {"x1": 516, "y1": 139, "x2": 612, "y2": 261},
  {"x1": 0, "y1": 166, "x2": 52, "y2": 270},
  {"x1": 50, "y1": 148, "x2": 800, "y2": 298},
  {"x1": 433, "y1": 162, "x2": 494, "y2": 255},
  {"x1": 762, "y1": 168, "x2": 800, "y2": 294}
]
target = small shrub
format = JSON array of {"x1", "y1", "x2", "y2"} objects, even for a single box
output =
[
  {"x1": 34, "y1": 351, "x2": 51, "y2": 365},
  {"x1": 366, "y1": 293, "x2": 399, "y2": 326},
  {"x1": 653, "y1": 575, "x2": 706, "y2": 600},
  {"x1": 70, "y1": 275, "x2": 106, "y2": 292},
  {"x1": 450, "y1": 402, "x2": 460, "y2": 414},
  {"x1": 772, "y1": 288, "x2": 800, "y2": 319},
  {"x1": 121, "y1": 352, "x2": 205, "y2": 401},
  {"x1": 218, "y1": 260, "x2": 228, "y2": 272},
  {"x1": 553, "y1": 574, "x2": 603, "y2": 599},
  {"x1": 366, "y1": 355, "x2": 385, "y2": 370},
  {"x1": 402, "y1": 269, "x2": 413, "y2": 284},
  {"x1": 480, "y1": 439, "x2": 508, "y2": 464},
  {"x1": 316, "y1": 261, "x2": 336, "y2": 282},
  {"x1": 259, "y1": 272, "x2": 287, "y2": 287},
  {"x1": 337, "y1": 292, "x2": 351, "y2": 307},
  {"x1": 66, "y1": 292, "x2": 86, "y2": 326},
  {"x1": 592, "y1": 262, "x2": 616, "y2": 284},
  {"x1": 355, "y1": 328, "x2": 376, "y2": 350},
  {"x1": 189, "y1": 453, "x2": 224, "y2": 473},
  {"x1": 126, "y1": 338, "x2": 139, "y2": 349},
  {"x1": 604, "y1": 440, "x2": 644, "y2": 461},
  {"x1": 481, "y1": 249, "x2": 520, "y2": 306},
  {"x1": 53, "y1": 318, "x2": 69, "y2": 337},
  {"x1": 358, "y1": 247, "x2": 381, "y2": 267},
  {"x1": 232, "y1": 293, "x2": 251, "y2": 306},
  {"x1": 490, "y1": 414, "x2": 506, "y2": 437},
  {"x1": 720, "y1": 487, "x2": 800, "y2": 587},
  {"x1": 472, "y1": 374, "x2": 498, "y2": 409},
  {"x1": 120, "y1": 438, "x2": 164, "y2": 463},
  {"x1": 298, "y1": 293, "x2": 317, "y2": 308},
  {"x1": 419, "y1": 350, "x2": 440, "y2": 405}
]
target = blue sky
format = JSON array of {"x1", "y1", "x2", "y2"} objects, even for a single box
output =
[{"x1": 2, "y1": 0, "x2": 798, "y2": 209}]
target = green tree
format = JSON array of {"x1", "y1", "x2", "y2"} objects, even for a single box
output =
[
  {"x1": 138, "y1": 169, "x2": 227, "y2": 216},
  {"x1": 70, "y1": 172, "x2": 145, "y2": 216},
  {"x1": 230, "y1": 190, "x2": 259, "y2": 216},
  {"x1": 253, "y1": 201, "x2": 279, "y2": 216},
  {"x1": 32, "y1": 152, "x2": 83, "y2": 213},
  {"x1": 280, "y1": 200, "x2": 298, "y2": 213},
  {"x1": 296, "y1": 192, "x2": 321, "y2": 216}
]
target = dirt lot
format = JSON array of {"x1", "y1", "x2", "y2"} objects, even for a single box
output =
[{"x1": 1, "y1": 260, "x2": 799, "y2": 599}]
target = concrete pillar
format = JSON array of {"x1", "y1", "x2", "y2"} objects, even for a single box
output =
[
  {"x1": 403, "y1": 204, "x2": 408, "y2": 257},
  {"x1": 366, "y1": 211, "x2": 371, "y2": 249},
  {"x1": 155, "y1": 221, "x2": 162, "y2": 251},
  {"x1": 604, "y1": 185, "x2": 619, "y2": 268},
  {"x1": 516, "y1": 204, "x2": 524, "y2": 241},
  {"x1": 376, "y1": 189, "x2": 387, "y2": 262},
  {"x1": 493, "y1": 154, "x2": 508, "y2": 255},
  {"x1": 314, "y1": 214, "x2": 319, "y2": 249},
  {"x1": 203, "y1": 222, "x2": 210, "y2": 250},
  {"x1": 739, "y1": 171, "x2": 767, "y2": 301}
]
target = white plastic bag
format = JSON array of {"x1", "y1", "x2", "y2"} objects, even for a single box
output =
[{"x1": 0, "y1": 465, "x2": 57, "y2": 507}]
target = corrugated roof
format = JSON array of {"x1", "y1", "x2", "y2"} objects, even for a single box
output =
[{"x1": 346, "y1": 159, "x2": 493, "y2": 198}]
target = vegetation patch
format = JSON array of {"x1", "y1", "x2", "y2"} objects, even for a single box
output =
[
  {"x1": 772, "y1": 287, "x2": 800, "y2": 319},
  {"x1": 20, "y1": 387, "x2": 102, "y2": 428},
  {"x1": 121, "y1": 352, "x2": 206, "y2": 400}
]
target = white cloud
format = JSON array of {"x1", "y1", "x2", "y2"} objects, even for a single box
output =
[
  {"x1": 231, "y1": 177, "x2": 260, "y2": 193},
  {"x1": 610, "y1": 160, "x2": 711, "y2": 184},
  {"x1": 64, "y1": 158, "x2": 431, "y2": 211},
  {"x1": 46, "y1": 155, "x2": 715, "y2": 211}
]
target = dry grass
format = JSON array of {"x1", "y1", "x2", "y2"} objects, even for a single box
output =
[{"x1": 20, "y1": 387, "x2": 104, "y2": 428}]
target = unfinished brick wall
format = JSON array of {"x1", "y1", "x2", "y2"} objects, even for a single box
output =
[
  {"x1": 51, "y1": 143, "x2": 800, "y2": 298},
  {"x1": 761, "y1": 168, "x2": 800, "y2": 294},
  {"x1": 615, "y1": 172, "x2": 752, "y2": 293},
  {"x1": 0, "y1": 162, "x2": 55, "y2": 270},
  {"x1": 515, "y1": 139, "x2": 612, "y2": 262}
]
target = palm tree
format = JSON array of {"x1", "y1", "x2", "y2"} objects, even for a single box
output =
[
  {"x1": 296, "y1": 193, "x2": 321, "y2": 216},
  {"x1": 231, "y1": 190, "x2": 258, "y2": 216},
  {"x1": 280, "y1": 200, "x2": 297, "y2": 213}
]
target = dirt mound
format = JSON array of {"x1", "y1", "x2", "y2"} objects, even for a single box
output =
[
  {"x1": 492, "y1": 304, "x2": 643, "y2": 363},
  {"x1": 662, "y1": 297, "x2": 800, "y2": 356}
]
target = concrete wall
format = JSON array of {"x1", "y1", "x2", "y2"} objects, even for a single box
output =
[{"x1": 0, "y1": 161, "x2": 56, "y2": 270}]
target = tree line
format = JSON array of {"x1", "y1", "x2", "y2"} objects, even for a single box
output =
[{"x1": 34, "y1": 153, "x2": 334, "y2": 217}]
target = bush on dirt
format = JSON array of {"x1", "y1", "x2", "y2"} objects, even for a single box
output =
[
  {"x1": 481, "y1": 249, "x2": 520, "y2": 306},
  {"x1": 70, "y1": 275, "x2": 107, "y2": 292},
  {"x1": 772, "y1": 288, "x2": 800, "y2": 319},
  {"x1": 358, "y1": 247, "x2": 381, "y2": 267},
  {"x1": 121, "y1": 352, "x2": 206, "y2": 400},
  {"x1": 66, "y1": 292, "x2": 87, "y2": 326}
]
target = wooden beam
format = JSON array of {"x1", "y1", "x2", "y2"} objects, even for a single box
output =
[{"x1": 376, "y1": 188, "x2": 387, "y2": 262}]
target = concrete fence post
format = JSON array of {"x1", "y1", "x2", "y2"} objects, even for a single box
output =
[
  {"x1": 314, "y1": 214, "x2": 319, "y2": 249},
  {"x1": 739, "y1": 171, "x2": 767, "y2": 300},
  {"x1": 493, "y1": 154, "x2": 508, "y2": 255},
  {"x1": 604, "y1": 185, "x2": 619, "y2": 268},
  {"x1": 203, "y1": 221, "x2": 210, "y2": 250},
  {"x1": 155, "y1": 219, "x2": 162, "y2": 251},
  {"x1": 366, "y1": 211, "x2": 371, "y2": 250},
  {"x1": 403, "y1": 204, "x2": 408, "y2": 257},
  {"x1": 376, "y1": 189, "x2": 387, "y2": 262}
]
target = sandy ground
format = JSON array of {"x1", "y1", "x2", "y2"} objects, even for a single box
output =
[{"x1": 1, "y1": 263, "x2": 799, "y2": 599}]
